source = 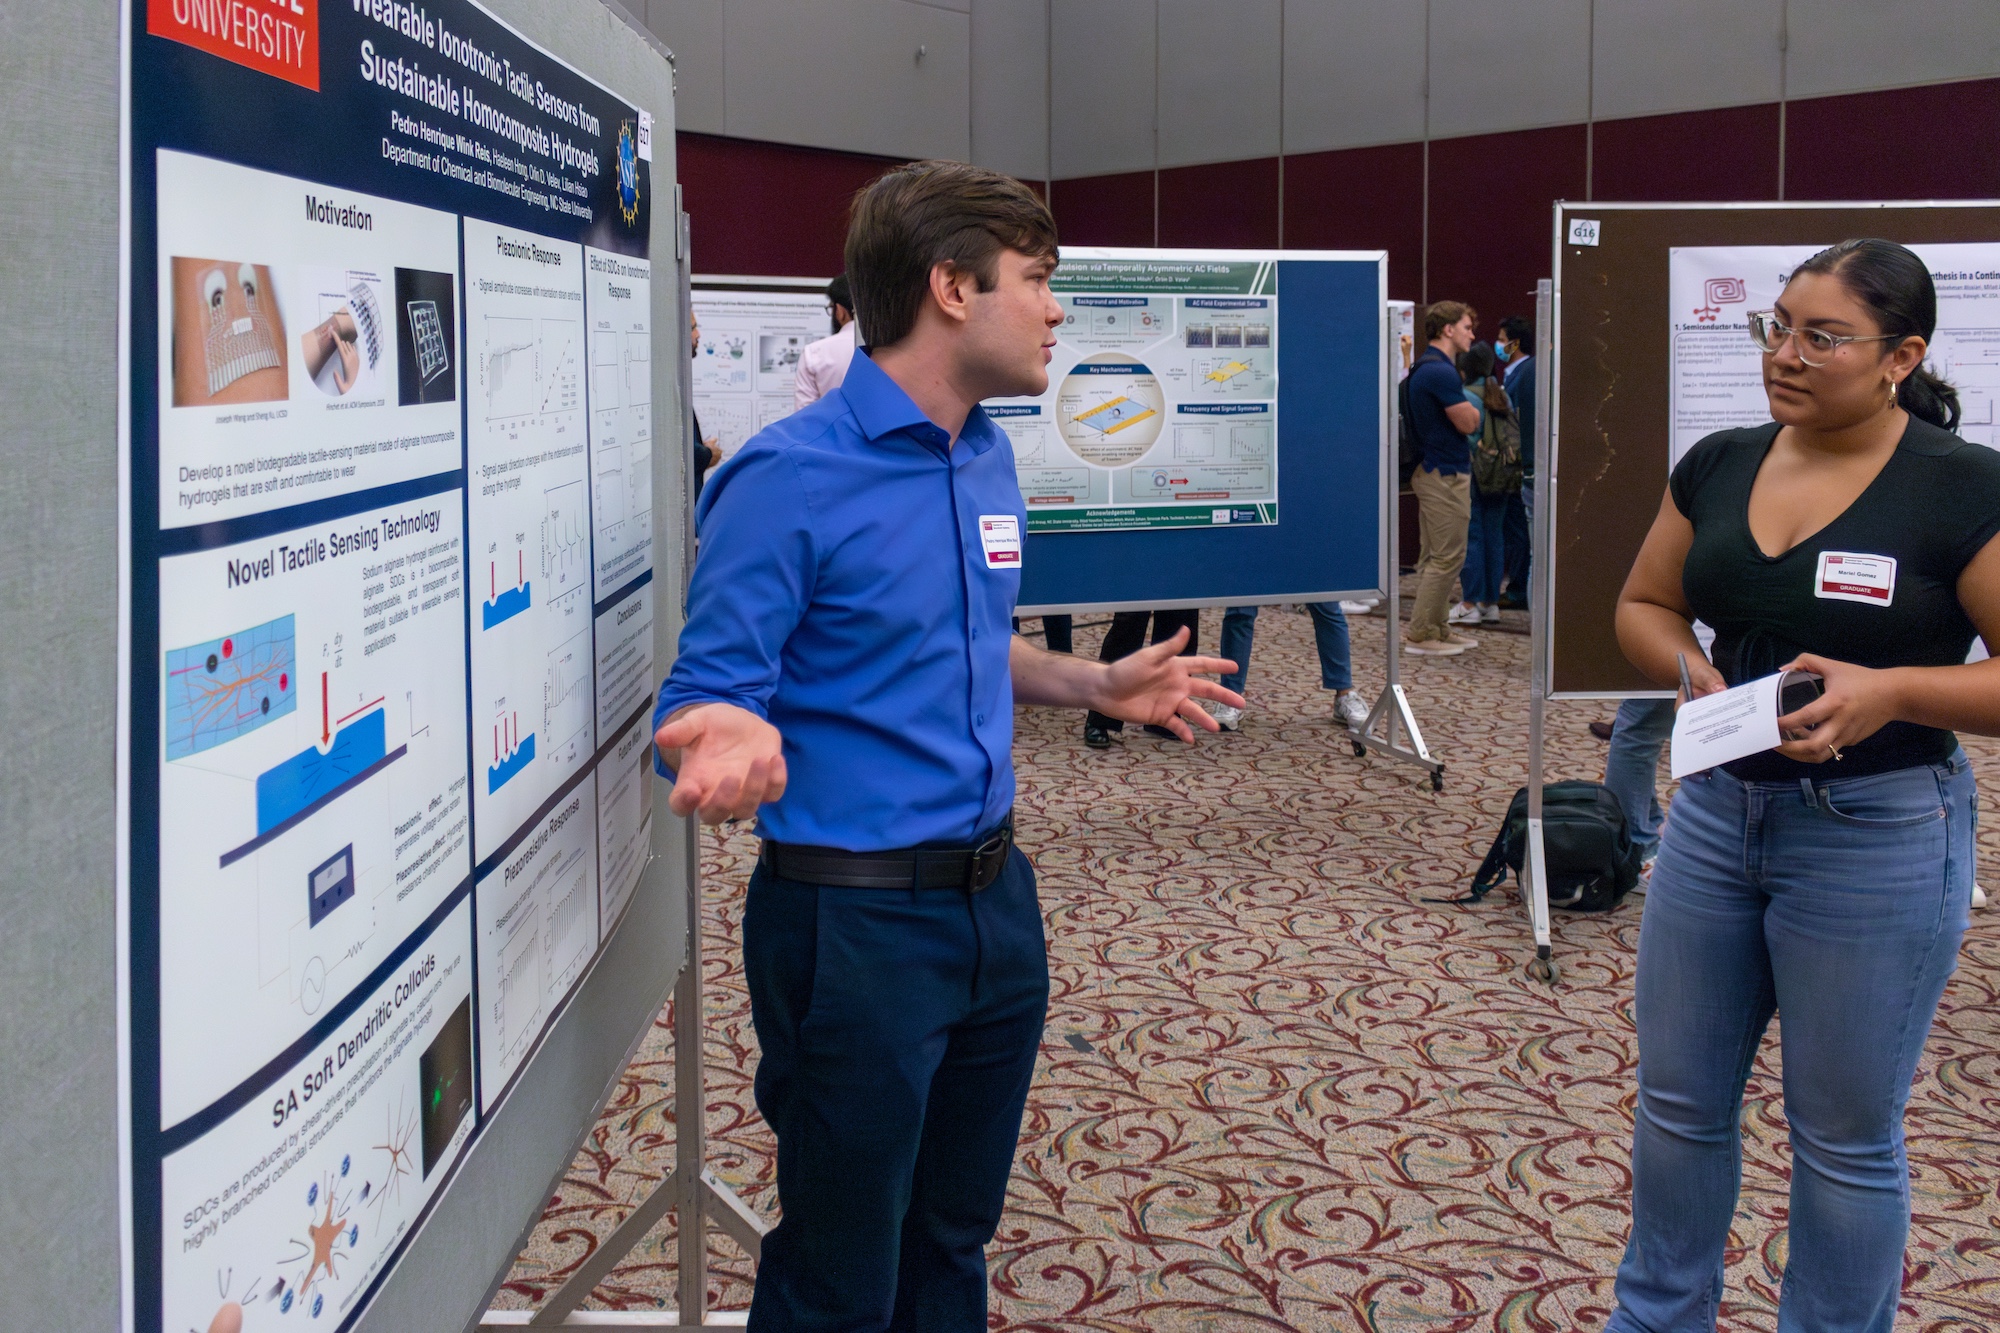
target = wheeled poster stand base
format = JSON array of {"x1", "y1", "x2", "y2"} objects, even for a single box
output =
[
  {"x1": 1350, "y1": 301, "x2": 1445, "y2": 793},
  {"x1": 482, "y1": 207, "x2": 770, "y2": 1332},
  {"x1": 1521, "y1": 278, "x2": 1558, "y2": 985}
]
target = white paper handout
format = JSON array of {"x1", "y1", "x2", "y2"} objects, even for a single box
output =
[{"x1": 1670, "y1": 668, "x2": 1823, "y2": 779}]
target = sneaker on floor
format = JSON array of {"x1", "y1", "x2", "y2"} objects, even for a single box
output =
[
  {"x1": 1403, "y1": 636, "x2": 1470, "y2": 656},
  {"x1": 1975, "y1": 882, "x2": 1988, "y2": 909},
  {"x1": 1442, "y1": 629, "x2": 1480, "y2": 648},
  {"x1": 1447, "y1": 601, "x2": 1481, "y2": 625},
  {"x1": 1480, "y1": 603, "x2": 1501, "y2": 623},
  {"x1": 1338, "y1": 599, "x2": 1378, "y2": 614},
  {"x1": 1334, "y1": 690, "x2": 1369, "y2": 731},
  {"x1": 1208, "y1": 702, "x2": 1244, "y2": 732}
]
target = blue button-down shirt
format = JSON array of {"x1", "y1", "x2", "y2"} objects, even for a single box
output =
[{"x1": 654, "y1": 350, "x2": 1025, "y2": 850}]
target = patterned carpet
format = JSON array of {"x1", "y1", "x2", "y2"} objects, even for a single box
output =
[{"x1": 499, "y1": 606, "x2": 2000, "y2": 1330}]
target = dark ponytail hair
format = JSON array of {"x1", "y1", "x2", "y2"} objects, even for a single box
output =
[
  {"x1": 1457, "y1": 342, "x2": 1495, "y2": 383},
  {"x1": 1789, "y1": 238, "x2": 1961, "y2": 431}
]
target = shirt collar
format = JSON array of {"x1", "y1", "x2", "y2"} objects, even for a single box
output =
[{"x1": 839, "y1": 350, "x2": 1001, "y2": 458}]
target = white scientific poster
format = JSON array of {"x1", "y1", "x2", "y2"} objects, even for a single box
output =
[
  {"x1": 585, "y1": 248, "x2": 653, "y2": 600},
  {"x1": 475, "y1": 787, "x2": 600, "y2": 1110},
  {"x1": 160, "y1": 899, "x2": 475, "y2": 1333},
  {"x1": 124, "y1": 0, "x2": 665, "y2": 1324},
  {"x1": 1669, "y1": 242, "x2": 2000, "y2": 466},
  {"x1": 988, "y1": 251, "x2": 1280, "y2": 532},
  {"x1": 691, "y1": 284, "x2": 833, "y2": 459},
  {"x1": 153, "y1": 151, "x2": 465, "y2": 529},
  {"x1": 463, "y1": 220, "x2": 596, "y2": 861},
  {"x1": 156, "y1": 496, "x2": 470, "y2": 1126}
]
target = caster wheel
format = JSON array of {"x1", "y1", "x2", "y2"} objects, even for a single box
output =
[
  {"x1": 1526, "y1": 956, "x2": 1558, "y2": 984},
  {"x1": 1430, "y1": 770, "x2": 1445, "y2": 793},
  {"x1": 1351, "y1": 740, "x2": 1367, "y2": 758}
]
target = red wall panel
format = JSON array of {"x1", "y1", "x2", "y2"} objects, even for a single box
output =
[
  {"x1": 1283, "y1": 141, "x2": 1425, "y2": 301},
  {"x1": 1158, "y1": 157, "x2": 1280, "y2": 248},
  {"x1": 1591, "y1": 103, "x2": 1782, "y2": 202},
  {"x1": 677, "y1": 132, "x2": 904, "y2": 277},
  {"x1": 1427, "y1": 124, "x2": 1588, "y2": 337},
  {"x1": 1050, "y1": 169, "x2": 1156, "y2": 247},
  {"x1": 1786, "y1": 78, "x2": 2000, "y2": 202}
]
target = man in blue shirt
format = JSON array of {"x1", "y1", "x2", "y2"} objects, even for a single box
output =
[
  {"x1": 653, "y1": 161, "x2": 1242, "y2": 1332},
  {"x1": 1404, "y1": 300, "x2": 1484, "y2": 653}
]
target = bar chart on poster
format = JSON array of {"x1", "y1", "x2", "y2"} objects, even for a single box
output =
[{"x1": 120, "y1": 0, "x2": 665, "y2": 1327}]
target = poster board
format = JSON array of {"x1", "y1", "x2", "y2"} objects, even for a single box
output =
[
  {"x1": 690, "y1": 275, "x2": 838, "y2": 460},
  {"x1": 116, "y1": 3, "x2": 687, "y2": 1332},
  {"x1": 1010, "y1": 248, "x2": 1388, "y2": 613},
  {"x1": 1547, "y1": 201, "x2": 2000, "y2": 696}
]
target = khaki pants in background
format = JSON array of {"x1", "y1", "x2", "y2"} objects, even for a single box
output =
[{"x1": 1408, "y1": 465, "x2": 1471, "y2": 643}]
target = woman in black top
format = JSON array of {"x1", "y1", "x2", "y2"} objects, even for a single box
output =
[{"x1": 1607, "y1": 239, "x2": 2000, "y2": 1333}]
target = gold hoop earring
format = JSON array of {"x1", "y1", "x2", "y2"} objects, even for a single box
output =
[{"x1": 1887, "y1": 378, "x2": 1899, "y2": 409}]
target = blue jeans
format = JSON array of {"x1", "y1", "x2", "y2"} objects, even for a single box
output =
[
  {"x1": 1218, "y1": 602, "x2": 1351, "y2": 696},
  {"x1": 1608, "y1": 753, "x2": 1975, "y2": 1333},
  {"x1": 1604, "y1": 697, "x2": 1676, "y2": 858},
  {"x1": 744, "y1": 845, "x2": 1050, "y2": 1331},
  {"x1": 1461, "y1": 485, "x2": 1510, "y2": 604}
]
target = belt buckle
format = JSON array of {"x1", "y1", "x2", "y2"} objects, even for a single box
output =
[{"x1": 967, "y1": 828, "x2": 1009, "y2": 892}]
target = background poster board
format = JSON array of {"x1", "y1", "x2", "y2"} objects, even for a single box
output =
[
  {"x1": 120, "y1": 3, "x2": 683, "y2": 1330},
  {"x1": 1548, "y1": 202, "x2": 2000, "y2": 696},
  {"x1": 690, "y1": 276, "x2": 836, "y2": 460},
  {"x1": 1012, "y1": 248, "x2": 1387, "y2": 614}
]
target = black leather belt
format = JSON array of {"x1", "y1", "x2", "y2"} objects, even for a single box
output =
[{"x1": 760, "y1": 821, "x2": 1014, "y2": 892}]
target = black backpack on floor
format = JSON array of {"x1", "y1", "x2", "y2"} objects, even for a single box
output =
[{"x1": 1464, "y1": 780, "x2": 1643, "y2": 912}]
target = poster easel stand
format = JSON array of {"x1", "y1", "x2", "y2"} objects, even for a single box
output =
[
  {"x1": 484, "y1": 202, "x2": 770, "y2": 1331},
  {"x1": 1521, "y1": 278, "x2": 1557, "y2": 984},
  {"x1": 1355, "y1": 303, "x2": 1446, "y2": 792}
]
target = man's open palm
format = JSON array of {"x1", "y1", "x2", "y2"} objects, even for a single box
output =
[
  {"x1": 1097, "y1": 627, "x2": 1243, "y2": 741},
  {"x1": 655, "y1": 703, "x2": 788, "y2": 823}
]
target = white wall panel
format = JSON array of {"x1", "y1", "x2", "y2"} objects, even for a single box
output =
[
  {"x1": 1050, "y1": 0, "x2": 1158, "y2": 178},
  {"x1": 1426, "y1": 0, "x2": 1591, "y2": 139},
  {"x1": 1787, "y1": 0, "x2": 2000, "y2": 101},
  {"x1": 645, "y1": 0, "x2": 727, "y2": 134},
  {"x1": 724, "y1": 0, "x2": 971, "y2": 160},
  {"x1": 1281, "y1": 3, "x2": 1427, "y2": 155},
  {"x1": 1157, "y1": 0, "x2": 1280, "y2": 167},
  {"x1": 971, "y1": 0, "x2": 1051, "y2": 179},
  {"x1": 1591, "y1": 0, "x2": 1782, "y2": 122}
]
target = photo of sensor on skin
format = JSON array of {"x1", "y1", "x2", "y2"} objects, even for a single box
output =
[
  {"x1": 170, "y1": 257, "x2": 288, "y2": 407},
  {"x1": 298, "y1": 270, "x2": 386, "y2": 398}
]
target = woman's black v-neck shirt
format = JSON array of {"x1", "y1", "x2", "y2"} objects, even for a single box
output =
[{"x1": 1671, "y1": 416, "x2": 2000, "y2": 782}]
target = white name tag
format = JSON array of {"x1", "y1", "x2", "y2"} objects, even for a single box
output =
[
  {"x1": 1815, "y1": 551, "x2": 1897, "y2": 606},
  {"x1": 978, "y1": 514, "x2": 1021, "y2": 569}
]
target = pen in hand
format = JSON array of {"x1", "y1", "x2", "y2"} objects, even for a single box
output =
[{"x1": 1677, "y1": 651, "x2": 1694, "y2": 706}]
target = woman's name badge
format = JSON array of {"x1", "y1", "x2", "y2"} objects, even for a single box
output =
[
  {"x1": 979, "y1": 515, "x2": 1022, "y2": 569},
  {"x1": 1815, "y1": 551, "x2": 1897, "y2": 606}
]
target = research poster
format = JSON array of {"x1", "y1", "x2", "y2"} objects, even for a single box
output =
[
  {"x1": 122, "y1": 1, "x2": 660, "y2": 1328},
  {"x1": 1669, "y1": 242, "x2": 2000, "y2": 466},
  {"x1": 988, "y1": 251, "x2": 1281, "y2": 533},
  {"x1": 690, "y1": 284, "x2": 837, "y2": 459}
]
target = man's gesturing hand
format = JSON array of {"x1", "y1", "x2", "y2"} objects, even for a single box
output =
[
  {"x1": 654, "y1": 703, "x2": 788, "y2": 823},
  {"x1": 1094, "y1": 627, "x2": 1244, "y2": 741}
]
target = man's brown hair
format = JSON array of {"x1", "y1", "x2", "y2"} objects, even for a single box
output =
[
  {"x1": 1423, "y1": 300, "x2": 1476, "y2": 342},
  {"x1": 845, "y1": 161, "x2": 1058, "y2": 350}
]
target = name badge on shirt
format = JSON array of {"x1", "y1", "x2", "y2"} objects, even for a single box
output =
[
  {"x1": 1815, "y1": 551, "x2": 1897, "y2": 606},
  {"x1": 978, "y1": 515, "x2": 1022, "y2": 569}
]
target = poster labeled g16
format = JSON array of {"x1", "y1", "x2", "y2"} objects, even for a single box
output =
[{"x1": 122, "y1": 1, "x2": 658, "y2": 1328}]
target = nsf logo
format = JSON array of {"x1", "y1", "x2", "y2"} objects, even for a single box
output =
[{"x1": 616, "y1": 121, "x2": 641, "y2": 226}]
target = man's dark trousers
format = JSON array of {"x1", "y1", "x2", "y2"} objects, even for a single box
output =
[
  {"x1": 742, "y1": 846, "x2": 1049, "y2": 1332},
  {"x1": 1085, "y1": 608, "x2": 1199, "y2": 733}
]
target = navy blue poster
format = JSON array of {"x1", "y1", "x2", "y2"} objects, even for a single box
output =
[{"x1": 124, "y1": 1, "x2": 659, "y2": 1328}]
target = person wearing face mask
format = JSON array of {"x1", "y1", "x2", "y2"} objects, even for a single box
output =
[{"x1": 1606, "y1": 238, "x2": 2000, "y2": 1333}]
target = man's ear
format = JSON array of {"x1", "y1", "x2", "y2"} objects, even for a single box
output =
[{"x1": 927, "y1": 260, "x2": 976, "y2": 327}]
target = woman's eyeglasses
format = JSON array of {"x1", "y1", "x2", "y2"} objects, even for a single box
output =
[{"x1": 1747, "y1": 310, "x2": 1899, "y2": 368}]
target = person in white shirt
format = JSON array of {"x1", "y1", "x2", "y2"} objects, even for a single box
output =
[{"x1": 793, "y1": 272, "x2": 861, "y2": 408}]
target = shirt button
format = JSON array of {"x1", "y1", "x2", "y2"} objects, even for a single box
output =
[
  {"x1": 971, "y1": 627, "x2": 978, "y2": 639},
  {"x1": 976, "y1": 714, "x2": 985, "y2": 725}
]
